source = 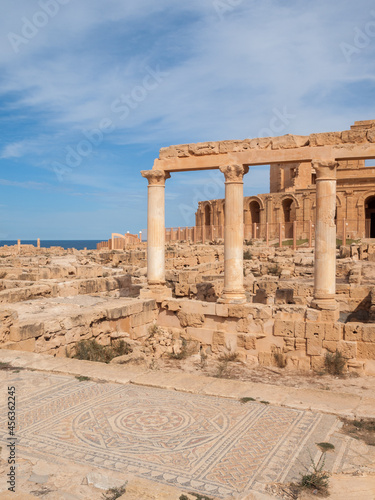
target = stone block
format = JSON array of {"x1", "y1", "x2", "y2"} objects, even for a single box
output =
[
  {"x1": 320, "y1": 309, "x2": 340, "y2": 322},
  {"x1": 325, "y1": 323, "x2": 342, "y2": 341},
  {"x1": 228, "y1": 305, "x2": 248, "y2": 319},
  {"x1": 186, "y1": 327, "x2": 214, "y2": 345},
  {"x1": 305, "y1": 308, "x2": 321, "y2": 322},
  {"x1": 212, "y1": 330, "x2": 225, "y2": 347},
  {"x1": 337, "y1": 340, "x2": 357, "y2": 359},
  {"x1": 130, "y1": 310, "x2": 156, "y2": 328},
  {"x1": 9, "y1": 322, "x2": 44, "y2": 342},
  {"x1": 323, "y1": 340, "x2": 338, "y2": 353},
  {"x1": 215, "y1": 303, "x2": 228, "y2": 317},
  {"x1": 274, "y1": 319, "x2": 294, "y2": 337},
  {"x1": 177, "y1": 311, "x2": 205, "y2": 328},
  {"x1": 305, "y1": 322, "x2": 325, "y2": 340},
  {"x1": 294, "y1": 322, "x2": 306, "y2": 338},
  {"x1": 310, "y1": 356, "x2": 325, "y2": 371},
  {"x1": 344, "y1": 323, "x2": 363, "y2": 341},
  {"x1": 295, "y1": 337, "x2": 306, "y2": 351},
  {"x1": 306, "y1": 337, "x2": 323, "y2": 356},
  {"x1": 362, "y1": 324, "x2": 375, "y2": 342},
  {"x1": 357, "y1": 342, "x2": 375, "y2": 360},
  {"x1": 224, "y1": 332, "x2": 238, "y2": 351},
  {"x1": 258, "y1": 351, "x2": 274, "y2": 366},
  {"x1": 4, "y1": 338, "x2": 36, "y2": 352}
]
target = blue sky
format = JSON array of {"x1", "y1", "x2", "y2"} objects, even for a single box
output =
[{"x1": 1, "y1": 0, "x2": 375, "y2": 239}]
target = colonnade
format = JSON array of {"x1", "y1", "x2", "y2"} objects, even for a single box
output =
[{"x1": 141, "y1": 159, "x2": 338, "y2": 309}]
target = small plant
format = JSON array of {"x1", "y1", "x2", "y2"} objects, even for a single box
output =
[
  {"x1": 214, "y1": 351, "x2": 239, "y2": 379},
  {"x1": 243, "y1": 249, "x2": 252, "y2": 260},
  {"x1": 218, "y1": 352, "x2": 239, "y2": 362},
  {"x1": 71, "y1": 339, "x2": 131, "y2": 364},
  {"x1": 317, "y1": 442, "x2": 335, "y2": 452},
  {"x1": 169, "y1": 338, "x2": 193, "y2": 360},
  {"x1": 324, "y1": 350, "x2": 346, "y2": 376},
  {"x1": 341, "y1": 418, "x2": 375, "y2": 446},
  {"x1": 240, "y1": 397, "x2": 256, "y2": 404},
  {"x1": 102, "y1": 483, "x2": 127, "y2": 500},
  {"x1": 268, "y1": 264, "x2": 280, "y2": 276},
  {"x1": 0, "y1": 362, "x2": 22, "y2": 372},
  {"x1": 0, "y1": 271, "x2": 7, "y2": 279},
  {"x1": 260, "y1": 400, "x2": 270, "y2": 405},
  {"x1": 148, "y1": 323, "x2": 161, "y2": 337},
  {"x1": 75, "y1": 376, "x2": 91, "y2": 382},
  {"x1": 274, "y1": 351, "x2": 287, "y2": 368},
  {"x1": 299, "y1": 450, "x2": 330, "y2": 495},
  {"x1": 179, "y1": 494, "x2": 214, "y2": 500}
]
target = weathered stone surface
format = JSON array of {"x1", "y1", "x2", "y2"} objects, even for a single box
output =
[
  {"x1": 309, "y1": 131, "x2": 343, "y2": 146},
  {"x1": 271, "y1": 134, "x2": 309, "y2": 149}
]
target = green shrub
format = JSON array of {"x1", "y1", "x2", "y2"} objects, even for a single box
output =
[
  {"x1": 243, "y1": 249, "x2": 252, "y2": 260},
  {"x1": 324, "y1": 350, "x2": 346, "y2": 376},
  {"x1": 72, "y1": 339, "x2": 131, "y2": 364}
]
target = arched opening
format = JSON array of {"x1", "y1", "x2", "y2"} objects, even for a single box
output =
[
  {"x1": 249, "y1": 201, "x2": 260, "y2": 225},
  {"x1": 282, "y1": 198, "x2": 294, "y2": 238},
  {"x1": 204, "y1": 204, "x2": 212, "y2": 240},
  {"x1": 365, "y1": 196, "x2": 375, "y2": 238},
  {"x1": 204, "y1": 204, "x2": 211, "y2": 226}
]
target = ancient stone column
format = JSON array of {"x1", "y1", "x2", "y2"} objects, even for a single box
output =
[
  {"x1": 219, "y1": 164, "x2": 249, "y2": 303},
  {"x1": 141, "y1": 169, "x2": 171, "y2": 286},
  {"x1": 311, "y1": 160, "x2": 339, "y2": 310}
]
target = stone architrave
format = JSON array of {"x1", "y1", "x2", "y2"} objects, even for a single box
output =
[
  {"x1": 311, "y1": 159, "x2": 339, "y2": 310},
  {"x1": 141, "y1": 170, "x2": 171, "y2": 286},
  {"x1": 219, "y1": 164, "x2": 249, "y2": 303}
]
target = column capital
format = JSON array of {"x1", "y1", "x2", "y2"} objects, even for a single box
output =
[
  {"x1": 219, "y1": 164, "x2": 249, "y2": 182},
  {"x1": 141, "y1": 169, "x2": 171, "y2": 186},
  {"x1": 312, "y1": 160, "x2": 338, "y2": 181}
]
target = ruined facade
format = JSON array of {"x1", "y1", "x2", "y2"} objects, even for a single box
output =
[{"x1": 194, "y1": 120, "x2": 375, "y2": 241}]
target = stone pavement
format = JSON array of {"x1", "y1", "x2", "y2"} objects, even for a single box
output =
[{"x1": 0, "y1": 350, "x2": 374, "y2": 499}]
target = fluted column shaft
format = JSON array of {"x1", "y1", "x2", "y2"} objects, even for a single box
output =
[
  {"x1": 312, "y1": 160, "x2": 338, "y2": 310},
  {"x1": 141, "y1": 169, "x2": 170, "y2": 285},
  {"x1": 219, "y1": 164, "x2": 249, "y2": 303}
]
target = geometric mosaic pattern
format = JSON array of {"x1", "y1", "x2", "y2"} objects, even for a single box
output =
[{"x1": 0, "y1": 374, "x2": 339, "y2": 498}]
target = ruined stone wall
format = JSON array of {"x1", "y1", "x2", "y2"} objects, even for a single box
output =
[{"x1": 157, "y1": 299, "x2": 375, "y2": 375}]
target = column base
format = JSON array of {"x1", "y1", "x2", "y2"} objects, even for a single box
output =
[
  {"x1": 218, "y1": 289, "x2": 247, "y2": 304},
  {"x1": 311, "y1": 297, "x2": 338, "y2": 311},
  {"x1": 140, "y1": 285, "x2": 172, "y2": 301}
]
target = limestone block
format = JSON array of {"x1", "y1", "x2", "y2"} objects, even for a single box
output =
[
  {"x1": 62, "y1": 315, "x2": 87, "y2": 330},
  {"x1": 212, "y1": 330, "x2": 225, "y2": 347},
  {"x1": 215, "y1": 303, "x2": 229, "y2": 317},
  {"x1": 295, "y1": 337, "x2": 306, "y2": 351},
  {"x1": 344, "y1": 323, "x2": 363, "y2": 341},
  {"x1": 357, "y1": 342, "x2": 375, "y2": 360},
  {"x1": 159, "y1": 144, "x2": 189, "y2": 159},
  {"x1": 219, "y1": 139, "x2": 252, "y2": 153},
  {"x1": 250, "y1": 137, "x2": 272, "y2": 149},
  {"x1": 228, "y1": 305, "x2": 248, "y2": 319},
  {"x1": 224, "y1": 332, "x2": 237, "y2": 351},
  {"x1": 188, "y1": 142, "x2": 220, "y2": 156},
  {"x1": 283, "y1": 337, "x2": 295, "y2": 352},
  {"x1": 362, "y1": 324, "x2": 375, "y2": 342},
  {"x1": 271, "y1": 134, "x2": 309, "y2": 149},
  {"x1": 294, "y1": 322, "x2": 306, "y2": 338},
  {"x1": 320, "y1": 308, "x2": 340, "y2": 322},
  {"x1": 309, "y1": 131, "x2": 343, "y2": 146},
  {"x1": 4, "y1": 338, "x2": 36, "y2": 352},
  {"x1": 323, "y1": 340, "x2": 338, "y2": 352},
  {"x1": 247, "y1": 319, "x2": 263, "y2": 335},
  {"x1": 342, "y1": 129, "x2": 368, "y2": 143},
  {"x1": 263, "y1": 319, "x2": 274, "y2": 335},
  {"x1": 310, "y1": 356, "x2": 325, "y2": 371},
  {"x1": 286, "y1": 351, "x2": 311, "y2": 371},
  {"x1": 305, "y1": 308, "x2": 321, "y2": 321},
  {"x1": 9, "y1": 322, "x2": 44, "y2": 342},
  {"x1": 305, "y1": 322, "x2": 325, "y2": 340},
  {"x1": 364, "y1": 360, "x2": 375, "y2": 375},
  {"x1": 177, "y1": 311, "x2": 204, "y2": 328},
  {"x1": 161, "y1": 300, "x2": 180, "y2": 312},
  {"x1": 130, "y1": 310, "x2": 156, "y2": 328},
  {"x1": 325, "y1": 323, "x2": 342, "y2": 341},
  {"x1": 258, "y1": 351, "x2": 274, "y2": 366},
  {"x1": 337, "y1": 340, "x2": 357, "y2": 359},
  {"x1": 306, "y1": 337, "x2": 323, "y2": 356},
  {"x1": 274, "y1": 319, "x2": 294, "y2": 337},
  {"x1": 368, "y1": 129, "x2": 375, "y2": 143},
  {"x1": 175, "y1": 282, "x2": 190, "y2": 296}
]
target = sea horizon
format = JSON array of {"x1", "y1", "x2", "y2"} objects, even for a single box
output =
[{"x1": 0, "y1": 240, "x2": 105, "y2": 250}]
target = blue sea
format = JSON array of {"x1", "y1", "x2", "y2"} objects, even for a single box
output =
[{"x1": 0, "y1": 240, "x2": 103, "y2": 250}]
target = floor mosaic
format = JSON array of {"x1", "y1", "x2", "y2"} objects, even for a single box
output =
[{"x1": 0, "y1": 373, "x2": 340, "y2": 498}]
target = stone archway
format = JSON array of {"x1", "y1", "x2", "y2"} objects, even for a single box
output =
[
  {"x1": 365, "y1": 195, "x2": 375, "y2": 238},
  {"x1": 282, "y1": 198, "x2": 294, "y2": 238}
]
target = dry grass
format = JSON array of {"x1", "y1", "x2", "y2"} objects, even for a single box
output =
[{"x1": 71, "y1": 339, "x2": 131, "y2": 364}]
